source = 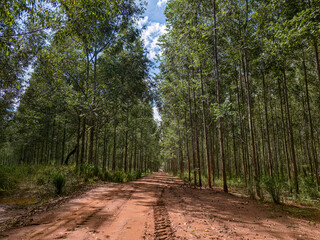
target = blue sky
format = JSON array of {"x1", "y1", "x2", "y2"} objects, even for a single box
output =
[
  {"x1": 138, "y1": 0, "x2": 168, "y2": 122},
  {"x1": 138, "y1": 0, "x2": 167, "y2": 61},
  {"x1": 144, "y1": 0, "x2": 167, "y2": 23}
]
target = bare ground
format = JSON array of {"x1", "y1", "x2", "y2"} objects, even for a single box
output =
[{"x1": 0, "y1": 172, "x2": 320, "y2": 240}]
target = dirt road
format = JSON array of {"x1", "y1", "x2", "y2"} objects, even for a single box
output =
[{"x1": 1, "y1": 172, "x2": 320, "y2": 240}]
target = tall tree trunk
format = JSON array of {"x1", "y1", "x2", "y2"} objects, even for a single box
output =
[
  {"x1": 50, "y1": 119, "x2": 55, "y2": 162},
  {"x1": 188, "y1": 71, "x2": 197, "y2": 186},
  {"x1": 112, "y1": 118, "x2": 117, "y2": 171},
  {"x1": 102, "y1": 126, "x2": 107, "y2": 173},
  {"x1": 88, "y1": 52, "x2": 97, "y2": 164},
  {"x1": 303, "y1": 51, "x2": 319, "y2": 190},
  {"x1": 313, "y1": 37, "x2": 320, "y2": 93},
  {"x1": 278, "y1": 78, "x2": 291, "y2": 183},
  {"x1": 243, "y1": 0, "x2": 260, "y2": 198},
  {"x1": 134, "y1": 132, "x2": 137, "y2": 171},
  {"x1": 75, "y1": 116, "x2": 81, "y2": 171},
  {"x1": 61, "y1": 121, "x2": 66, "y2": 165},
  {"x1": 193, "y1": 86, "x2": 202, "y2": 187},
  {"x1": 210, "y1": 124, "x2": 216, "y2": 184},
  {"x1": 282, "y1": 68, "x2": 299, "y2": 195},
  {"x1": 124, "y1": 104, "x2": 129, "y2": 172},
  {"x1": 262, "y1": 73, "x2": 273, "y2": 177},
  {"x1": 212, "y1": 0, "x2": 228, "y2": 193},
  {"x1": 184, "y1": 111, "x2": 191, "y2": 182},
  {"x1": 94, "y1": 126, "x2": 99, "y2": 168},
  {"x1": 80, "y1": 117, "x2": 86, "y2": 166},
  {"x1": 200, "y1": 65, "x2": 211, "y2": 188},
  {"x1": 236, "y1": 64, "x2": 247, "y2": 185}
]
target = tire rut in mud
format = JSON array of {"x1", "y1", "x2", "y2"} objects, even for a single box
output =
[{"x1": 153, "y1": 188, "x2": 175, "y2": 240}]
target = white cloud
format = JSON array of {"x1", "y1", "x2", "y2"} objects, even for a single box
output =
[
  {"x1": 157, "y1": 0, "x2": 168, "y2": 7},
  {"x1": 136, "y1": 16, "x2": 149, "y2": 29},
  {"x1": 141, "y1": 22, "x2": 167, "y2": 59}
]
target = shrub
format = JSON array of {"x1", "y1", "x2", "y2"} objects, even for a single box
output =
[
  {"x1": 113, "y1": 170, "x2": 126, "y2": 183},
  {"x1": 102, "y1": 170, "x2": 143, "y2": 183},
  {"x1": 81, "y1": 163, "x2": 95, "y2": 182},
  {"x1": 0, "y1": 167, "x2": 17, "y2": 191},
  {"x1": 262, "y1": 176, "x2": 283, "y2": 204},
  {"x1": 51, "y1": 171, "x2": 66, "y2": 195},
  {"x1": 300, "y1": 176, "x2": 319, "y2": 199}
]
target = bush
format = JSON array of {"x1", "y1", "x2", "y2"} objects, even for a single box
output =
[
  {"x1": 113, "y1": 170, "x2": 126, "y2": 183},
  {"x1": 102, "y1": 170, "x2": 143, "y2": 183},
  {"x1": 81, "y1": 163, "x2": 95, "y2": 182},
  {"x1": 300, "y1": 176, "x2": 319, "y2": 199},
  {"x1": 51, "y1": 171, "x2": 66, "y2": 195},
  {"x1": 0, "y1": 167, "x2": 17, "y2": 191},
  {"x1": 262, "y1": 176, "x2": 283, "y2": 204}
]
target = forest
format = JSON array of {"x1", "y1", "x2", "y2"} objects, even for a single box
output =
[
  {"x1": 158, "y1": 0, "x2": 320, "y2": 202},
  {"x1": 1, "y1": 0, "x2": 320, "y2": 206},
  {"x1": 0, "y1": 0, "x2": 161, "y2": 196}
]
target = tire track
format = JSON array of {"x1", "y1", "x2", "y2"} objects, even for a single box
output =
[
  {"x1": 28, "y1": 184, "x2": 131, "y2": 239},
  {"x1": 153, "y1": 188, "x2": 175, "y2": 240}
]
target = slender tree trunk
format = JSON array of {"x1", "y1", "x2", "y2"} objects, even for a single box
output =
[
  {"x1": 88, "y1": 52, "x2": 97, "y2": 164},
  {"x1": 210, "y1": 124, "x2": 216, "y2": 184},
  {"x1": 80, "y1": 117, "x2": 86, "y2": 166},
  {"x1": 75, "y1": 116, "x2": 81, "y2": 171},
  {"x1": 94, "y1": 126, "x2": 99, "y2": 168},
  {"x1": 243, "y1": 0, "x2": 260, "y2": 198},
  {"x1": 134, "y1": 132, "x2": 137, "y2": 171},
  {"x1": 303, "y1": 51, "x2": 319, "y2": 189},
  {"x1": 112, "y1": 119, "x2": 117, "y2": 171},
  {"x1": 262, "y1": 73, "x2": 273, "y2": 177},
  {"x1": 212, "y1": 0, "x2": 227, "y2": 193},
  {"x1": 188, "y1": 71, "x2": 197, "y2": 186},
  {"x1": 278, "y1": 78, "x2": 291, "y2": 183},
  {"x1": 200, "y1": 65, "x2": 211, "y2": 188},
  {"x1": 184, "y1": 111, "x2": 191, "y2": 182},
  {"x1": 61, "y1": 121, "x2": 66, "y2": 165},
  {"x1": 102, "y1": 126, "x2": 107, "y2": 173},
  {"x1": 313, "y1": 37, "x2": 320, "y2": 93},
  {"x1": 124, "y1": 104, "x2": 129, "y2": 172},
  {"x1": 282, "y1": 68, "x2": 299, "y2": 195},
  {"x1": 236, "y1": 65, "x2": 247, "y2": 185},
  {"x1": 231, "y1": 115, "x2": 238, "y2": 178},
  {"x1": 193, "y1": 86, "x2": 202, "y2": 187},
  {"x1": 50, "y1": 119, "x2": 55, "y2": 162}
]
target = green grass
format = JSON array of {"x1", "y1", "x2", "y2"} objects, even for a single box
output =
[
  {"x1": 101, "y1": 169, "x2": 144, "y2": 183},
  {"x1": 172, "y1": 170, "x2": 320, "y2": 205}
]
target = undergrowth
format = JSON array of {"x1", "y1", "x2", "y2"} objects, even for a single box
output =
[
  {"x1": 0, "y1": 164, "x2": 147, "y2": 198},
  {"x1": 172, "y1": 170, "x2": 319, "y2": 205}
]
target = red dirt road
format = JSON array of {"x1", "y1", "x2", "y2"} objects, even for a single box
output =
[{"x1": 1, "y1": 172, "x2": 320, "y2": 240}]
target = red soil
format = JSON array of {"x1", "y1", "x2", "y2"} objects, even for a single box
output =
[{"x1": 0, "y1": 172, "x2": 319, "y2": 240}]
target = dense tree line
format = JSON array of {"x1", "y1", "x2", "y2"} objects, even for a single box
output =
[
  {"x1": 0, "y1": 0, "x2": 160, "y2": 174},
  {"x1": 159, "y1": 0, "x2": 320, "y2": 200}
]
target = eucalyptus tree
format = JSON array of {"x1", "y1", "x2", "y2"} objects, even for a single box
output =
[{"x1": 159, "y1": 0, "x2": 320, "y2": 200}]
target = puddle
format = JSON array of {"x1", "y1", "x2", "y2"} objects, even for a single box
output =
[{"x1": 0, "y1": 197, "x2": 38, "y2": 205}]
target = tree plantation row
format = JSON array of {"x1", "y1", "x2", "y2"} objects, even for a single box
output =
[
  {"x1": 158, "y1": 0, "x2": 320, "y2": 202},
  {"x1": 0, "y1": 0, "x2": 161, "y2": 184},
  {"x1": 1, "y1": 0, "x2": 320, "y2": 204}
]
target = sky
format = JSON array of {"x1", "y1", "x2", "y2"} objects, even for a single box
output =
[
  {"x1": 138, "y1": 0, "x2": 168, "y2": 122},
  {"x1": 140, "y1": 0, "x2": 167, "y2": 60}
]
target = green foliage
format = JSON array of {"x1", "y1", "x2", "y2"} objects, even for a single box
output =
[
  {"x1": 51, "y1": 170, "x2": 66, "y2": 195},
  {"x1": 0, "y1": 166, "x2": 17, "y2": 191},
  {"x1": 102, "y1": 170, "x2": 143, "y2": 183},
  {"x1": 80, "y1": 163, "x2": 95, "y2": 182},
  {"x1": 262, "y1": 176, "x2": 284, "y2": 204},
  {"x1": 300, "y1": 176, "x2": 320, "y2": 199}
]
